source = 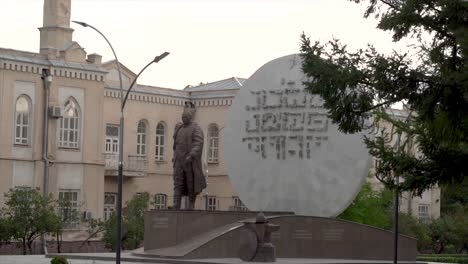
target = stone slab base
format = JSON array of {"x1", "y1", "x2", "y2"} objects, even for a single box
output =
[
  {"x1": 142, "y1": 211, "x2": 417, "y2": 261},
  {"x1": 46, "y1": 253, "x2": 422, "y2": 264}
]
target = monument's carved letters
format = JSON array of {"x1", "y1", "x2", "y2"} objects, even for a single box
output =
[{"x1": 241, "y1": 88, "x2": 329, "y2": 160}]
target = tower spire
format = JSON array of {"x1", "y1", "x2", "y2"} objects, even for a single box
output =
[{"x1": 39, "y1": 0, "x2": 74, "y2": 53}]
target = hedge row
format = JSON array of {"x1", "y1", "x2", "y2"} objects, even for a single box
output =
[
  {"x1": 419, "y1": 255, "x2": 468, "y2": 258},
  {"x1": 416, "y1": 255, "x2": 468, "y2": 264}
]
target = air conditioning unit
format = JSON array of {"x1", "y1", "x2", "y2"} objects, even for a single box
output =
[
  {"x1": 48, "y1": 106, "x2": 63, "y2": 118},
  {"x1": 83, "y1": 211, "x2": 93, "y2": 220}
]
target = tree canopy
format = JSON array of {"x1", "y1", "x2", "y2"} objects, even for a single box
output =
[
  {"x1": 300, "y1": 0, "x2": 468, "y2": 194},
  {"x1": 1, "y1": 188, "x2": 61, "y2": 254},
  {"x1": 87, "y1": 192, "x2": 151, "y2": 251},
  {"x1": 339, "y1": 183, "x2": 394, "y2": 228}
]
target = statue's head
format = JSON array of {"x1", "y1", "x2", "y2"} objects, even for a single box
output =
[
  {"x1": 182, "y1": 111, "x2": 193, "y2": 125},
  {"x1": 182, "y1": 102, "x2": 196, "y2": 124}
]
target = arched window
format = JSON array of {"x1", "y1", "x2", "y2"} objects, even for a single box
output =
[
  {"x1": 136, "y1": 120, "x2": 147, "y2": 156},
  {"x1": 15, "y1": 95, "x2": 31, "y2": 145},
  {"x1": 59, "y1": 97, "x2": 80, "y2": 148},
  {"x1": 155, "y1": 122, "x2": 166, "y2": 161},
  {"x1": 208, "y1": 123, "x2": 219, "y2": 163}
]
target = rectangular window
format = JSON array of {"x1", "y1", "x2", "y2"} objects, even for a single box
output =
[
  {"x1": 208, "y1": 125, "x2": 219, "y2": 163},
  {"x1": 137, "y1": 133, "x2": 146, "y2": 156},
  {"x1": 155, "y1": 136, "x2": 165, "y2": 161},
  {"x1": 105, "y1": 125, "x2": 120, "y2": 154},
  {"x1": 15, "y1": 112, "x2": 30, "y2": 144},
  {"x1": 59, "y1": 190, "x2": 80, "y2": 229},
  {"x1": 155, "y1": 123, "x2": 166, "y2": 161},
  {"x1": 418, "y1": 204, "x2": 430, "y2": 224},
  {"x1": 136, "y1": 121, "x2": 147, "y2": 156},
  {"x1": 104, "y1": 192, "x2": 117, "y2": 221},
  {"x1": 154, "y1": 194, "x2": 167, "y2": 209},
  {"x1": 206, "y1": 196, "x2": 218, "y2": 211}
]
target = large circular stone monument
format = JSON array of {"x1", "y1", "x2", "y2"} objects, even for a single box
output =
[{"x1": 224, "y1": 54, "x2": 371, "y2": 217}]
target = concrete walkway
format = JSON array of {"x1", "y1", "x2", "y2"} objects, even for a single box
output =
[
  {"x1": 0, "y1": 254, "x2": 145, "y2": 264},
  {"x1": 1, "y1": 254, "x2": 445, "y2": 264}
]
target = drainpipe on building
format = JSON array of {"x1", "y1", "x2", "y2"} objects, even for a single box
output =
[{"x1": 41, "y1": 68, "x2": 52, "y2": 255}]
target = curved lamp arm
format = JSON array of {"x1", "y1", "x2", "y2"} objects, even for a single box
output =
[
  {"x1": 122, "y1": 52, "x2": 170, "y2": 110},
  {"x1": 72, "y1": 21, "x2": 124, "y2": 107}
]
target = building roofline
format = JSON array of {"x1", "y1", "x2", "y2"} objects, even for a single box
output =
[
  {"x1": 183, "y1": 76, "x2": 247, "y2": 92},
  {"x1": 0, "y1": 47, "x2": 44, "y2": 59},
  {"x1": 102, "y1": 59, "x2": 137, "y2": 77}
]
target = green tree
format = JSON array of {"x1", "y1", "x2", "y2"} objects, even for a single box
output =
[
  {"x1": 82, "y1": 217, "x2": 106, "y2": 248},
  {"x1": 339, "y1": 183, "x2": 394, "y2": 229},
  {"x1": 431, "y1": 204, "x2": 468, "y2": 253},
  {"x1": 441, "y1": 178, "x2": 468, "y2": 214},
  {"x1": 431, "y1": 211, "x2": 458, "y2": 253},
  {"x1": 450, "y1": 205, "x2": 468, "y2": 253},
  {"x1": 340, "y1": 183, "x2": 433, "y2": 251},
  {"x1": 0, "y1": 213, "x2": 13, "y2": 244},
  {"x1": 396, "y1": 213, "x2": 432, "y2": 252},
  {"x1": 2, "y1": 188, "x2": 61, "y2": 254},
  {"x1": 300, "y1": 0, "x2": 468, "y2": 194},
  {"x1": 53, "y1": 194, "x2": 81, "y2": 253},
  {"x1": 101, "y1": 192, "x2": 150, "y2": 250}
]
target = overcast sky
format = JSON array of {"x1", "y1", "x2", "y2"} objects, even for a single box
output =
[{"x1": 0, "y1": 0, "x2": 414, "y2": 89}]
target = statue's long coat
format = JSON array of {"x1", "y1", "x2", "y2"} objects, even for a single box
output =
[{"x1": 173, "y1": 122, "x2": 207, "y2": 195}]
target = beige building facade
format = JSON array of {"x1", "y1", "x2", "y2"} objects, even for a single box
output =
[
  {"x1": 0, "y1": 0, "x2": 439, "y2": 238},
  {"x1": 368, "y1": 108, "x2": 441, "y2": 222}
]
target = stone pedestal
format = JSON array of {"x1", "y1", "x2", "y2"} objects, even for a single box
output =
[
  {"x1": 254, "y1": 243, "x2": 276, "y2": 262},
  {"x1": 138, "y1": 210, "x2": 417, "y2": 261},
  {"x1": 241, "y1": 212, "x2": 280, "y2": 262}
]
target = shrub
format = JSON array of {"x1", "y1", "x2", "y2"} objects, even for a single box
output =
[{"x1": 50, "y1": 255, "x2": 68, "y2": 264}]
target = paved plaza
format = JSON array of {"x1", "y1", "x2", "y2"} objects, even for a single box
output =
[
  {"x1": 0, "y1": 254, "x2": 446, "y2": 264},
  {"x1": 0, "y1": 254, "x2": 142, "y2": 264}
]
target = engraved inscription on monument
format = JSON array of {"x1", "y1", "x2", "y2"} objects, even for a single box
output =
[
  {"x1": 152, "y1": 217, "x2": 169, "y2": 229},
  {"x1": 322, "y1": 228, "x2": 345, "y2": 242},
  {"x1": 224, "y1": 54, "x2": 371, "y2": 217},
  {"x1": 292, "y1": 229, "x2": 314, "y2": 240},
  {"x1": 242, "y1": 86, "x2": 330, "y2": 160}
]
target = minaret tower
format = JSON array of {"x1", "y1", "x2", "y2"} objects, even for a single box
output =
[{"x1": 39, "y1": 0, "x2": 74, "y2": 53}]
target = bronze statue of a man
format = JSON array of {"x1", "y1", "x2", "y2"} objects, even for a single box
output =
[{"x1": 172, "y1": 103, "x2": 206, "y2": 209}]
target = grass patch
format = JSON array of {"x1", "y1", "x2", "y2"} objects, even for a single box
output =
[{"x1": 417, "y1": 255, "x2": 468, "y2": 264}]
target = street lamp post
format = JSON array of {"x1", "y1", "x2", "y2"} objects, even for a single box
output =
[
  {"x1": 393, "y1": 133, "x2": 402, "y2": 264},
  {"x1": 72, "y1": 20, "x2": 169, "y2": 264}
]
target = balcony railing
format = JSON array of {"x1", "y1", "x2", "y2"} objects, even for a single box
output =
[
  {"x1": 229, "y1": 205, "x2": 249, "y2": 212},
  {"x1": 103, "y1": 153, "x2": 148, "y2": 174}
]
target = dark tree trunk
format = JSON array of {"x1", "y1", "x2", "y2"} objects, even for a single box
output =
[
  {"x1": 437, "y1": 243, "x2": 444, "y2": 254},
  {"x1": 27, "y1": 240, "x2": 33, "y2": 255},
  {"x1": 22, "y1": 238, "x2": 26, "y2": 255},
  {"x1": 56, "y1": 232, "x2": 62, "y2": 253}
]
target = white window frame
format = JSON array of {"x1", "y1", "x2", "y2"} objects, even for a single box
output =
[
  {"x1": 14, "y1": 95, "x2": 31, "y2": 145},
  {"x1": 418, "y1": 203, "x2": 430, "y2": 224},
  {"x1": 136, "y1": 120, "x2": 147, "y2": 156},
  {"x1": 207, "y1": 124, "x2": 219, "y2": 163},
  {"x1": 59, "y1": 98, "x2": 80, "y2": 149},
  {"x1": 58, "y1": 189, "x2": 80, "y2": 229},
  {"x1": 105, "y1": 125, "x2": 120, "y2": 154},
  {"x1": 206, "y1": 196, "x2": 218, "y2": 211},
  {"x1": 104, "y1": 192, "x2": 117, "y2": 221},
  {"x1": 155, "y1": 122, "x2": 166, "y2": 161},
  {"x1": 154, "y1": 194, "x2": 167, "y2": 209}
]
